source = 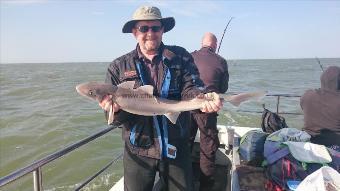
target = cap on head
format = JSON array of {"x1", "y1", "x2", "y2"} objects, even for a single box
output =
[{"x1": 122, "y1": 6, "x2": 175, "y2": 33}]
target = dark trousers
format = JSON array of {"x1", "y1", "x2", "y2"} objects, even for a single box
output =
[
  {"x1": 310, "y1": 130, "x2": 340, "y2": 147},
  {"x1": 123, "y1": 141, "x2": 194, "y2": 191},
  {"x1": 190, "y1": 113, "x2": 219, "y2": 189}
]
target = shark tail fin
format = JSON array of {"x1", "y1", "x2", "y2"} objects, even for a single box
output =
[
  {"x1": 227, "y1": 94, "x2": 244, "y2": 106},
  {"x1": 164, "y1": 112, "x2": 181, "y2": 124},
  {"x1": 220, "y1": 91, "x2": 266, "y2": 107}
]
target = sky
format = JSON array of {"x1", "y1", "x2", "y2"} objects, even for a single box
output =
[{"x1": 1, "y1": 0, "x2": 340, "y2": 63}]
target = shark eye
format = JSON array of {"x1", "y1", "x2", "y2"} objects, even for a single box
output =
[{"x1": 89, "y1": 90, "x2": 94, "y2": 96}]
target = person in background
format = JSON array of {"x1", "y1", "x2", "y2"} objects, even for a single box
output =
[
  {"x1": 99, "y1": 6, "x2": 222, "y2": 191},
  {"x1": 190, "y1": 32, "x2": 229, "y2": 190},
  {"x1": 300, "y1": 66, "x2": 340, "y2": 150}
]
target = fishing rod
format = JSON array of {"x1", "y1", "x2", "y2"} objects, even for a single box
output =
[
  {"x1": 217, "y1": 17, "x2": 234, "y2": 54},
  {"x1": 315, "y1": 57, "x2": 324, "y2": 72}
]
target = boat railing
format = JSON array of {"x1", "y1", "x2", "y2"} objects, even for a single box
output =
[
  {"x1": 0, "y1": 125, "x2": 121, "y2": 191},
  {"x1": 229, "y1": 92, "x2": 302, "y2": 115},
  {"x1": 0, "y1": 93, "x2": 301, "y2": 191},
  {"x1": 265, "y1": 93, "x2": 301, "y2": 115}
]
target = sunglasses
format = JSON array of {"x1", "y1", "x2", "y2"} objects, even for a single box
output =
[{"x1": 136, "y1": 25, "x2": 162, "y2": 33}]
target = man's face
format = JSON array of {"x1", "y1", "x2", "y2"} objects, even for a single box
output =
[{"x1": 132, "y1": 20, "x2": 164, "y2": 53}]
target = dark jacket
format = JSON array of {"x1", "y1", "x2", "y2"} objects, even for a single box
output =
[
  {"x1": 300, "y1": 66, "x2": 340, "y2": 146},
  {"x1": 191, "y1": 47, "x2": 229, "y2": 93},
  {"x1": 105, "y1": 44, "x2": 201, "y2": 159}
]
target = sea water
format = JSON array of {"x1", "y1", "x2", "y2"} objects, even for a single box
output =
[{"x1": 0, "y1": 58, "x2": 339, "y2": 190}]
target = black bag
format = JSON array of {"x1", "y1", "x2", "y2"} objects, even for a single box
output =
[{"x1": 261, "y1": 107, "x2": 288, "y2": 133}]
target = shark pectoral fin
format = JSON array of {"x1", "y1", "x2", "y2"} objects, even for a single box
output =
[
  {"x1": 108, "y1": 104, "x2": 114, "y2": 125},
  {"x1": 164, "y1": 112, "x2": 181, "y2": 124},
  {"x1": 118, "y1": 81, "x2": 135, "y2": 90}
]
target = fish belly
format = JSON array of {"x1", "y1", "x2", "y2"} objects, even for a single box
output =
[{"x1": 116, "y1": 97, "x2": 172, "y2": 116}]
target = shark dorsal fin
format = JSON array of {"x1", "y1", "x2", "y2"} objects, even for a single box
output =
[
  {"x1": 118, "y1": 81, "x2": 135, "y2": 90},
  {"x1": 137, "y1": 85, "x2": 154, "y2": 95}
]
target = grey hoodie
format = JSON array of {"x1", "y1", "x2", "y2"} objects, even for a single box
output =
[{"x1": 300, "y1": 66, "x2": 340, "y2": 146}]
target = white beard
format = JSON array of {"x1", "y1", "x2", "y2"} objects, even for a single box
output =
[
  {"x1": 144, "y1": 40, "x2": 159, "y2": 52},
  {"x1": 144, "y1": 41, "x2": 159, "y2": 51}
]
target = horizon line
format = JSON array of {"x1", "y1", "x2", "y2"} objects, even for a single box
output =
[{"x1": 1, "y1": 57, "x2": 340, "y2": 65}]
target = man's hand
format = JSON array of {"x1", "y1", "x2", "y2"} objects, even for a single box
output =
[
  {"x1": 99, "y1": 95, "x2": 121, "y2": 112},
  {"x1": 200, "y1": 92, "x2": 223, "y2": 113}
]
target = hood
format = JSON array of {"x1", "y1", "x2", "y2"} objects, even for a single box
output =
[{"x1": 320, "y1": 66, "x2": 340, "y2": 92}]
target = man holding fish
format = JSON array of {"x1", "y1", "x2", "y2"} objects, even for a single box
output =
[
  {"x1": 99, "y1": 5, "x2": 221, "y2": 191},
  {"x1": 76, "y1": 5, "x2": 265, "y2": 191}
]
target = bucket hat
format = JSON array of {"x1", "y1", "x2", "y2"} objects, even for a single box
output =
[{"x1": 122, "y1": 6, "x2": 175, "y2": 33}]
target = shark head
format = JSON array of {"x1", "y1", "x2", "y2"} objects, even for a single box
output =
[{"x1": 76, "y1": 82, "x2": 118, "y2": 102}]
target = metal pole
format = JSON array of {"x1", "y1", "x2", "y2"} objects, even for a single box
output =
[
  {"x1": 276, "y1": 96, "x2": 281, "y2": 114},
  {"x1": 74, "y1": 152, "x2": 123, "y2": 191},
  {"x1": 33, "y1": 168, "x2": 43, "y2": 191}
]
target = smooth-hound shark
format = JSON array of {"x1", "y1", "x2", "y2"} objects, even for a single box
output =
[{"x1": 76, "y1": 81, "x2": 265, "y2": 124}]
